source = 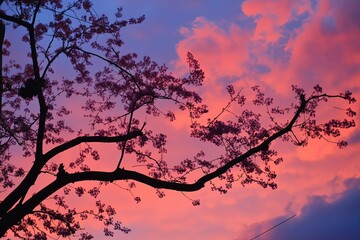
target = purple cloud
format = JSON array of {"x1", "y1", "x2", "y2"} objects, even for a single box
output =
[{"x1": 244, "y1": 177, "x2": 360, "y2": 240}]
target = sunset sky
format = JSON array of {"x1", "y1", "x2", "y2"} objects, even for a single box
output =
[
  {"x1": 3, "y1": 0, "x2": 360, "y2": 239},
  {"x1": 105, "y1": 1, "x2": 360, "y2": 239}
]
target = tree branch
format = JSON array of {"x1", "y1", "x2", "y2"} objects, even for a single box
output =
[
  {"x1": 74, "y1": 46, "x2": 137, "y2": 82},
  {"x1": 44, "y1": 130, "x2": 143, "y2": 161},
  {"x1": 0, "y1": 58, "x2": 351, "y2": 235},
  {"x1": 0, "y1": 93, "x2": 351, "y2": 237},
  {"x1": 0, "y1": 20, "x2": 4, "y2": 113},
  {"x1": 0, "y1": 7, "x2": 50, "y2": 160},
  {"x1": 31, "y1": 1, "x2": 42, "y2": 26},
  {"x1": 0, "y1": 12, "x2": 31, "y2": 29},
  {"x1": 0, "y1": 130, "x2": 143, "y2": 224},
  {"x1": 0, "y1": 11, "x2": 49, "y2": 222},
  {"x1": 28, "y1": 26, "x2": 47, "y2": 161}
]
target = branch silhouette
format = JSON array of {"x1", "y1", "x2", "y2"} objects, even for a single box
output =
[{"x1": 0, "y1": 1, "x2": 355, "y2": 238}]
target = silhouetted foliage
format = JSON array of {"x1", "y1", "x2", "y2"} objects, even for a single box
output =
[
  {"x1": 0, "y1": 0, "x2": 356, "y2": 238},
  {"x1": 19, "y1": 78, "x2": 43, "y2": 99}
]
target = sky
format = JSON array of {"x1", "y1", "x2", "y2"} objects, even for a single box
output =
[
  {"x1": 87, "y1": 0, "x2": 360, "y2": 239},
  {"x1": 3, "y1": 0, "x2": 360, "y2": 239}
]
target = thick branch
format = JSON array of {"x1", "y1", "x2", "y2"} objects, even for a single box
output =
[
  {"x1": 0, "y1": 9, "x2": 49, "y2": 159},
  {"x1": 27, "y1": 25, "x2": 47, "y2": 161},
  {"x1": 1, "y1": 92, "x2": 350, "y2": 237},
  {"x1": 0, "y1": 12, "x2": 46, "y2": 222},
  {"x1": 0, "y1": 130, "x2": 142, "y2": 221},
  {"x1": 0, "y1": 20, "x2": 4, "y2": 113},
  {"x1": 0, "y1": 12, "x2": 31, "y2": 29},
  {"x1": 0, "y1": 99, "x2": 307, "y2": 236}
]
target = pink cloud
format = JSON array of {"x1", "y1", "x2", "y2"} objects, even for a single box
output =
[
  {"x1": 175, "y1": 0, "x2": 360, "y2": 96},
  {"x1": 242, "y1": 0, "x2": 312, "y2": 42},
  {"x1": 168, "y1": 0, "x2": 360, "y2": 239},
  {"x1": 176, "y1": 16, "x2": 251, "y2": 81},
  {"x1": 283, "y1": 0, "x2": 360, "y2": 91}
]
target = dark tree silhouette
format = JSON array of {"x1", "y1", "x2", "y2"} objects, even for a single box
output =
[{"x1": 0, "y1": 1, "x2": 356, "y2": 239}]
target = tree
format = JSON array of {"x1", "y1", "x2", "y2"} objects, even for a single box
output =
[{"x1": 0, "y1": 0, "x2": 356, "y2": 239}]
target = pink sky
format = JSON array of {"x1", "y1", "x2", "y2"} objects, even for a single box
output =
[
  {"x1": 2, "y1": 0, "x2": 360, "y2": 239},
  {"x1": 113, "y1": 1, "x2": 360, "y2": 239}
]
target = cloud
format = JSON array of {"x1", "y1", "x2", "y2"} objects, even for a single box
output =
[
  {"x1": 175, "y1": 0, "x2": 360, "y2": 96},
  {"x1": 176, "y1": 16, "x2": 252, "y2": 82},
  {"x1": 242, "y1": 0, "x2": 312, "y2": 42},
  {"x1": 240, "y1": 177, "x2": 360, "y2": 240},
  {"x1": 244, "y1": 0, "x2": 360, "y2": 95},
  {"x1": 173, "y1": 0, "x2": 360, "y2": 159},
  {"x1": 282, "y1": 0, "x2": 360, "y2": 91}
]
